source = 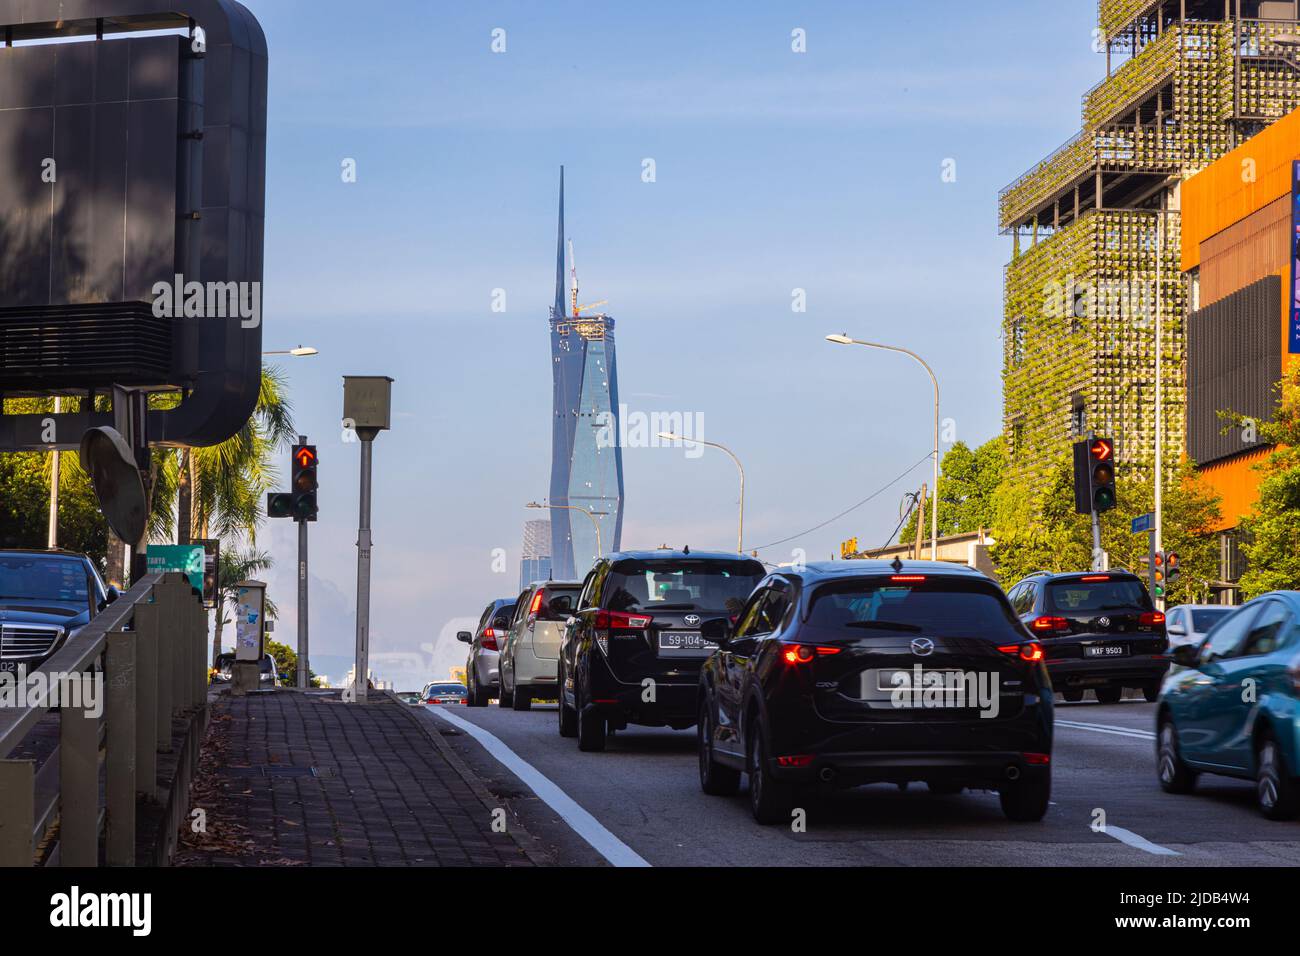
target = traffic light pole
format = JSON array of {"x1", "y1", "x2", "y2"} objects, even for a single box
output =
[
  {"x1": 353, "y1": 432, "x2": 376, "y2": 703},
  {"x1": 1091, "y1": 509, "x2": 1104, "y2": 572},
  {"x1": 297, "y1": 514, "x2": 309, "y2": 689}
]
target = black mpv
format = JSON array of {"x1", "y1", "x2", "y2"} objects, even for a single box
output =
[
  {"x1": 558, "y1": 550, "x2": 765, "y2": 751},
  {"x1": 696, "y1": 561, "x2": 1054, "y2": 824}
]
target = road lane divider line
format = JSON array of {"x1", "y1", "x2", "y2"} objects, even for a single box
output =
[
  {"x1": 1057, "y1": 719, "x2": 1156, "y2": 740},
  {"x1": 426, "y1": 707, "x2": 651, "y2": 868},
  {"x1": 1098, "y1": 825, "x2": 1180, "y2": 856}
]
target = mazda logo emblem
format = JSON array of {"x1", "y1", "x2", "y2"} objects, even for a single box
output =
[
  {"x1": 911, "y1": 638, "x2": 935, "y2": 657},
  {"x1": 684, "y1": 614, "x2": 701, "y2": 627}
]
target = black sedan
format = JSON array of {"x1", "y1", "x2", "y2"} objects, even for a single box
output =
[
  {"x1": 697, "y1": 561, "x2": 1053, "y2": 824},
  {"x1": 0, "y1": 550, "x2": 117, "y2": 674}
]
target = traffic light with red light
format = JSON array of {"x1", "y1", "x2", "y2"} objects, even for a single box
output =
[
  {"x1": 1152, "y1": 551, "x2": 1166, "y2": 599},
  {"x1": 291, "y1": 444, "x2": 318, "y2": 522},
  {"x1": 1073, "y1": 437, "x2": 1118, "y2": 515},
  {"x1": 1166, "y1": 551, "x2": 1180, "y2": 587}
]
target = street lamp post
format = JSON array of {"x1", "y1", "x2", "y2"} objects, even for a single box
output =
[
  {"x1": 527, "y1": 501, "x2": 607, "y2": 563},
  {"x1": 262, "y1": 346, "x2": 320, "y2": 357},
  {"x1": 656, "y1": 433, "x2": 745, "y2": 553},
  {"x1": 826, "y1": 334, "x2": 940, "y2": 561}
]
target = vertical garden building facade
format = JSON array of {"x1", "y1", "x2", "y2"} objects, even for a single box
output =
[{"x1": 1001, "y1": 0, "x2": 1300, "y2": 486}]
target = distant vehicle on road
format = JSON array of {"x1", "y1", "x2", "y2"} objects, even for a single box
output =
[
  {"x1": 1165, "y1": 603, "x2": 1233, "y2": 651},
  {"x1": 697, "y1": 561, "x2": 1053, "y2": 824},
  {"x1": 396, "y1": 691, "x2": 423, "y2": 705},
  {"x1": 460, "y1": 598, "x2": 517, "y2": 707},
  {"x1": 1157, "y1": 591, "x2": 1300, "y2": 820},
  {"x1": 0, "y1": 550, "x2": 117, "y2": 674},
  {"x1": 420, "y1": 682, "x2": 469, "y2": 705},
  {"x1": 213, "y1": 652, "x2": 281, "y2": 686},
  {"x1": 558, "y1": 550, "x2": 765, "y2": 751},
  {"x1": 1005, "y1": 570, "x2": 1168, "y2": 703},
  {"x1": 500, "y1": 581, "x2": 581, "y2": 711}
]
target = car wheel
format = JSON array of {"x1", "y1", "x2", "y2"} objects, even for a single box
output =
[
  {"x1": 927, "y1": 782, "x2": 964, "y2": 795},
  {"x1": 1062, "y1": 688, "x2": 1084, "y2": 703},
  {"x1": 512, "y1": 687, "x2": 532, "y2": 711},
  {"x1": 748, "y1": 722, "x2": 795, "y2": 825},
  {"x1": 698, "y1": 696, "x2": 740, "y2": 796},
  {"x1": 498, "y1": 672, "x2": 514, "y2": 708},
  {"x1": 1094, "y1": 686, "x2": 1122, "y2": 705},
  {"x1": 576, "y1": 674, "x2": 606, "y2": 752},
  {"x1": 999, "y1": 770, "x2": 1050, "y2": 822},
  {"x1": 1156, "y1": 719, "x2": 1197, "y2": 794},
  {"x1": 1256, "y1": 735, "x2": 1300, "y2": 821},
  {"x1": 467, "y1": 668, "x2": 488, "y2": 707},
  {"x1": 557, "y1": 665, "x2": 577, "y2": 737}
]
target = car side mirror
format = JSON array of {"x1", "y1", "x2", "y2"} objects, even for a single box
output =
[
  {"x1": 101, "y1": 585, "x2": 120, "y2": 609},
  {"x1": 1167, "y1": 624, "x2": 1186, "y2": 636},
  {"x1": 456, "y1": 631, "x2": 473, "y2": 643},
  {"x1": 701, "y1": 617, "x2": 732, "y2": 646},
  {"x1": 1172, "y1": 644, "x2": 1199, "y2": 668}
]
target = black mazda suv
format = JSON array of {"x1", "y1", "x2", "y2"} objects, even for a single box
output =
[
  {"x1": 1005, "y1": 570, "x2": 1169, "y2": 703},
  {"x1": 696, "y1": 561, "x2": 1053, "y2": 824},
  {"x1": 558, "y1": 550, "x2": 765, "y2": 751}
]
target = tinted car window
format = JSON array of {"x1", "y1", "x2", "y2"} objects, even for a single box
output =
[
  {"x1": 536, "y1": 586, "x2": 579, "y2": 621},
  {"x1": 427, "y1": 683, "x2": 466, "y2": 695},
  {"x1": 1200, "y1": 605, "x2": 1258, "y2": 664},
  {"x1": 1191, "y1": 608, "x2": 1231, "y2": 633},
  {"x1": 1045, "y1": 578, "x2": 1151, "y2": 613},
  {"x1": 0, "y1": 556, "x2": 92, "y2": 603},
  {"x1": 806, "y1": 577, "x2": 1022, "y2": 638},
  {"x1": 1240, "y1": 601, "x2": 1290, "y2": 658},
  {"x1": 605, "y1": 559, "x2": 764, "y2": 613}
]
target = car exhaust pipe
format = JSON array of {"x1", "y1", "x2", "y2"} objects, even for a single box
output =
[
  {"x1": 819, "y1": 766, "x2": 836, "y2": 783},
  {"x1": 1005, "y1": 765, "x2": 1021, "y2": 781}
]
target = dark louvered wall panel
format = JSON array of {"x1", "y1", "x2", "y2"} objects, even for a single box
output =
[
  {"x1": 0, "y1": 303, "x2": 172, "y2": 389},
  {"x1": 1186, "y1": 274, "x2": 1281, "y2": 466}
]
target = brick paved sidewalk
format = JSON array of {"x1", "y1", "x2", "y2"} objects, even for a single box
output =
[{"x1": 175, "y1": 689, "x2": 547, "y2": 867}]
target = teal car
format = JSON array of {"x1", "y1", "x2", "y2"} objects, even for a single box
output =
[{"x1": 1156, "y1": 593, "x2": 1300, "y2": 820}]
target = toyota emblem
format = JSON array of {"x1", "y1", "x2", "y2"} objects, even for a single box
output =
[
  {"x1": 684, "y1": 614, "x2": 701, "y2": 627},
  {"x1": 910, "y1": 638, "x2": 935, "y2": 657}
]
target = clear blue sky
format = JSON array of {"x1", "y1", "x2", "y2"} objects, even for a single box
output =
[{"x1": 247, "y1": 0, "x2": 1104, "y2": 686}]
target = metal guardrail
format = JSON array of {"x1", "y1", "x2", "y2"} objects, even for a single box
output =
[{"x1": 0, "y1": 573, "x2": 208, "y2": 867}]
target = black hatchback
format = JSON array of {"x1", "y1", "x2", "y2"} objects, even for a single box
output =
[
  {"x1": 696, "y1": 561, "x2": 1053, "y2": 824},
  {"x1": 1005, "y1": 571, "x2": 1168, "y2": 703},
  {"x1": 558, "y1": 550, "x2": 765, "y2": 751}
]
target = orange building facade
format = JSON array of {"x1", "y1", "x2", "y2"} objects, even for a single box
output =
[{"x1": 1181, "y1": 108, "x2": 1300, "y2": 598}]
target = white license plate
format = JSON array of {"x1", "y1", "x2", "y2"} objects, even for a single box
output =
[
  {"x1": 659, "y1": 632, "x2": 714, "y2": 651},
  {"x1": 872, "y1": 669, "x2": 964, "y2": 693},
  {"x1": 1084, "y1": 645, "x2": 1128, "y2": 658}
]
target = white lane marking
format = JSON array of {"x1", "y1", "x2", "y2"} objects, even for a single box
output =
[
  {"x1": 1057, "y1": 719, "x2": 1156, "y2": 740},
  {"x1": 1098, "y1": 825, "x2": 1181, "y2": 856},
  {"x1": 426, "y1": 706, "x2": 651, "y2": 868}
]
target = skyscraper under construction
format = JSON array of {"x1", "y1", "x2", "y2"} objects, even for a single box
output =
[
  {"x1": 547, "y1": 168, "x2": 625, "y2": 579},
  {"x1": 1000, "y1": 1, "x2": 1300, "y2": 488}
]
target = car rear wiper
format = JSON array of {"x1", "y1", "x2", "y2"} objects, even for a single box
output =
[{"x1": 843, "y1": 620, "x2": 923, "y2": 632}]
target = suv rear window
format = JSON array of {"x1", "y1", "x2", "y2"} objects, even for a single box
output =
[
  {"x1": 807, "y1": 577, "x2": 1021, "y2": 638},
  {"x1": 1046, "y1": 577, "x2": 1151, "y2": 613},
  {"x1": 605, "y1": 559, "x2": 764, "y2": 613},
  {"x1": 536, "y1": 586, "x2": 580, "y2": 621}
]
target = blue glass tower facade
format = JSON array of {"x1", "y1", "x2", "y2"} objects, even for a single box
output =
[{"x1": 548, "y1": 168, "x2": 624, "y2": 580}]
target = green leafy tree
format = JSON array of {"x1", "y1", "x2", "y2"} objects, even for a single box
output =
[
  {"x1": 1236, "y1": 364, "x2": 1300, "y2": 598},
  {"x1": 265, "y1": 638, "x2": 320, "y2": 688},
  {"x1": 899, "y1": 437, "x2": 1006, "y2": 544},
  {"x1": 990, "y1": 455, "x2": 1221, "y2": 603}
]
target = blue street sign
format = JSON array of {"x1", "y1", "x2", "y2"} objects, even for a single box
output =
[{"x1": 1131, "y1": 513, "x2": 1154, "y2": 534}]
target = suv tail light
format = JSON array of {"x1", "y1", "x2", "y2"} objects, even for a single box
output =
[
  {"x1": 998, "y1": 641, "x2": 1045, "y2": 662},
  {"x1": 1030, "y1": 616, "x2": 1069, "y2": 634},
  {"x1": 481, "y1": 628, "x2": 498, "y2": 651},
  {"x1": 594, "y1": 610, "x2": 653, "y2": 630},
  {"x1": 782, "y1": 644, "x2": 842, "y2": 665},
  {"x1": 1139, "y1": 611, "x2": 1166, "y2": 627}
]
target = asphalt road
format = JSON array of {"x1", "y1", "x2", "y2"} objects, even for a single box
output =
[{"x1": 420, "y1": 696, "x2": 1300, "y2": 867}]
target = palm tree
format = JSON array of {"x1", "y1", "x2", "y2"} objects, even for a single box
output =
[{"x1": 211, "y1": 547, "x2": 277, "y2": 667}]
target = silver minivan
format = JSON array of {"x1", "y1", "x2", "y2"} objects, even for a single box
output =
[{"x1": 498, "y1": 581, "x2": 582, "y2": 711}]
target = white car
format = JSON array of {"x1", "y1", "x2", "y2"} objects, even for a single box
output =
[
  {"x1": 498, "y1": 581, "x2": 581, "y2": 711},
  {"x1": 1165, "y1": 603, "x2": 1234, "y2": 649},
  {"x1": 459, "y1": 598, "x2": 516, "y2": 706}
]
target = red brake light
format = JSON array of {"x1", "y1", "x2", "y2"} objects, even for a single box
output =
[
  {"x1": 594, "y1": 610, "x2": 653, "y2": 630},
  {"x1": 776, "y1": 755, "x2": 814, "y2": 768},
  {"x1": 1031, "y1": 616, "x2": 1068, "y2": 633},
  {"x1": 530, "y1": 591, "x2": 544, "y2": 614},
  {"x1": 1080, "y1": 575, "x2": 1110, "y2": 582},
  {"x1": 482, "y1": 628, "x2": 498, "y2": 651},
  {"x1": 783, "y1": 644, "x2": 841, "y2": 664},
  {"x1": 1139, "y1": 611, "x2": 1165, "y2": 627},
  {"x1": 1023, "y1": 752, "x2": 1051, "y2": 766},
  {"x1": 999, "y1": 641, "x2": 1044, "y2": 662},
  {"x1": 890, "y1": 575, "x2": 927, "y2": 583}
]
